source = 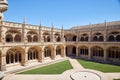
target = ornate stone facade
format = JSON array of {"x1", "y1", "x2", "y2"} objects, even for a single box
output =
[{"x1": 0, "y1": 0, "x2": 120, "y2": 71}]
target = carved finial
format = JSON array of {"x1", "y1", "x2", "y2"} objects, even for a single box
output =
[
  {"x1": 105, "y1": 20, "x2": 107, "y2": 27},
  {"x1": 40, "y1": 20, "x2": 42, "y2": 28},
  {"x1": 23, "y1": 17, "x2": 26, "y2": 24},
  {"x1": 52, "y1": 22, "x2": 54, "y2": 28},
  {"x1": 62, "y1": 24, "x2": 64, "y2": 30}
]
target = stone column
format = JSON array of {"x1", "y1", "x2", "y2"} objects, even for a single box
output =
[
  {"x1": 21, "y1": 48, "x2": 28, "y2": 66},
  {"x1": 61, "y1": 46, "x2": 66, "y2": 57},
  {"x1": 38, "y1": 49, "x2": 42, "y2": 63},
  {"x1": 88, "y1": 47, "x2": 91, "y2": 60},
  {"x1": 0, "y1": 49, "x2": 6, "y2": 71},
  {"x1": 104, "y1": 48, "x2": 107, "y2": 62},
  {"x1": 76, "y1": 46, "x2": 79, "y2": 57},
  {"x1": 52, "y1": 47, "x2": 56, "y2": 60}
]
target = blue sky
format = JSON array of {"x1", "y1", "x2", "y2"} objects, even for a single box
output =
[{"x1": 4, "y1": 0, "x2": 120, "y2": 29}]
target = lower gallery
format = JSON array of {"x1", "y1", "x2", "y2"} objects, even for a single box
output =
[{"x1": 0, "y1": 0, "x2": 120, "y2": 71}]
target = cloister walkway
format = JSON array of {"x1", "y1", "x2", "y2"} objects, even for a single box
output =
[{"x1": 2, "y1": 58, "x2": 120, "y2": 80}]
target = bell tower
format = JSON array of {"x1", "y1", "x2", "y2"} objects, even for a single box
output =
[{"x1": 0, "y1": 0, "x2": 8, "y2": 22}]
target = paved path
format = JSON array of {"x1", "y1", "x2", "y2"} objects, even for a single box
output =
[
  {"x1": 2, "y1": 58, "x2": 120, "y2": 80},
  {"x1": 69, "y1": 58, "x2": 84, "y2": 69}
]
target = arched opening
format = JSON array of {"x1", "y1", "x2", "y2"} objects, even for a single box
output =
[
  {"x1": 44, "y1": 45, "x2": 54, "y2": 60},
  {"x1": 43, "y1": 32, "x2": 51, "y2": 42},
  {"x1": 99, "y1": 36, "x2": 104, "y2": 41},
  {"x1": 107, "y1": 47, "x2": 120, "y2": 64},
  {"x1": 116, "y1": 35, "x2": 120, "y2": 42},
  {"x1": 6, "y1": 29, "x2": 21, "y2": 43},
  {"x1": 56, "y1": 46, "x2": 61, "y2": 56},
  {"x1": 55, "y1": 33, "x2": 61, "y2": 42},
  {"x1": 6, "y1": 47, "x2": 24, "y2": 66},
  {"x1": 28, "y1": 48, "x2": 38, "y2": 60},
  {"x1": 93, "y1": 36, "x2": 98, "y2": 41},
  {"x1": 73, "y1": 36, "x2": 77, "y2": 41},
  {"x1": 78, "y1": 46, "x2": 88, "y2": 59},
  {"x1": 91, "y1": 46, "x2": 104, "y2": 61},
  {"x1": 6, "y1": 34, "x2": 13, "y2": 42},
  {"x1": 93, "y1": 33, "x2": 104, "y2": 41},
  {"x1": 14, "y1": 34, "x2": 21, "y2": 42},
  {"x1": 80, "y1": 37, "x2": 84, "y2": 41},
  {"x1": 66, "y1": 45, "x2": 76, "y2": 56},
  {"x1": 64, "y1": 33, "x2": 77, "y2": 41},
  {"x1": 47, "y1": 36, "x2": 50, "y2": 42},
  {"x1": 79, "y1": 34, "x2": 89, "y2": 41},
  {"x1": 108, "y1": 35, "x2": 114, "y2": 41},
  {"x1": 27, "y1": 31, "x2": 38, "y2": 42},
  {"x1": 28, "y1": 46, "x2": 42, "y2": 62},
  {"x1": 108, "y1": 31, "x2": 119, "y2": 42},
  {"x1": 27, "y1": 35, "x2": 32, "y2": 42},
  {"x1": 33, "y1": 35, "x2": 38, "y2": 42}
]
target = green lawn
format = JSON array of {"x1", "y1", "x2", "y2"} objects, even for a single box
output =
[
  {"x1": 114, "y1": 79, "x2": 120, "y2": 80},
  {"x1": 77, "y1": 59, "x2": 120, "y2": 72},
  {"x1": 19, "y1": 60, "x2": 73, "y2": 74}
]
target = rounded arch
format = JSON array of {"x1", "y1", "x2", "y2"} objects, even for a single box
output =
[
  {"x1": 33, "y1": 35, "x2": 38, "y2": 42},
  {"x1": 14, "y1": 34, "x2": 21, "y2": 42},
  {"x1": 55, "y1": 33, "x2": 61, "y2": 42},
  {"x1": 27, "y1": 35, "x2": 32, "y2": 42},
  {"x1": 44, "y1": 45, "x2": 55, "y2": 59},
  {"x1": 108, "y1": 35, "x2": 114, "y2": 41},
  {"x1": 6, "y1": 46, "x2": 25, "y2": 65},
  {"x1": 64, "y1": 33, "x2": 77, "y2": 41},
  {"x1": 107, "y1": 47, "x2": 120, "y2": 63},
  {"x1": 27, "y1": 30, "x2": 38, "y2": 34},
  {"x1": 56, "y1": 45, "x2": 65, "y2": 57},
  {"x1": 92, "y1": 33, "x2": 104, "y2": 41},
  {"x1": 5, "y1": 29, "x2": 21, "y2": 43},
  {"x1": 78, "y1": 46, "x2": 89, "y2": 58},
  {"x1": 108, "y1": 31, "x2": 120, "y2": 42},
  {"x1": 79, "y1": 33, "x2": 89, "y2": 41},
  {"x1": 43, "y1": 32, "x2": 51, "y2": 42},
  {"x1": 91, "y1": 46, "x2": 104, "y2": 61},
  {"x1": 116, "y1": 35, "x2": 120, "y2": 41},
  {"x1": 66, "y1": 45, "x2": 76, "y2": 56},
  {"x1": 6, "y1": 34, "x2": 13, "y2": 42},
  {"x1": 28, "y1": 46, "x2": 42, "y2": 62}
]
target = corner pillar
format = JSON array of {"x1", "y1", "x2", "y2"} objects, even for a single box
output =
[{"x1": 0, "y1": 49, "x2": 7, "y2": 71}]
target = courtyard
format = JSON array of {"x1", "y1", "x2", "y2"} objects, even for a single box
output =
[{"x1": 2, "y1": 58, "x2": 120, "y2": 80}]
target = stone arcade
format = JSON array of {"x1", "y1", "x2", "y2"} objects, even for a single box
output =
[{"x1": 0, "y1": 0, "x2": 120, "y2": 71}]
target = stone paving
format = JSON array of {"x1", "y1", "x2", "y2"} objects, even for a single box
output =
[{"x1": 2, "y1": 58, "x2": 120, "y2": 80}]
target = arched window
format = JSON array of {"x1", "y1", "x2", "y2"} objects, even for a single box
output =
[
  {"x1": 14, "y1": 34, "x2": 21, "y2": 42},
  {"x1": 6, "y1": 34, "x2": 13, "y2": 42},
  {"x1": 93, "y1": 36, "x2": 98, "y2": 41},
  {"x1": 108, "y1": 35, "x2": 114, "y2": 41},
  {"x1": 27, "y1": 35, "x2": 32, "y2": 42},
  {"x1": 33, "y1": 35, "x2": 38, "y2": 42},
  {"x1": 116, "y1": 35, "x2": 120, "y2": 41}
]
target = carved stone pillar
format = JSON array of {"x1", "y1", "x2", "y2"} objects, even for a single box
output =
[
  {"x1": 104, "y1": 48, "x2": 107, "y2": 62},
  {"x1": 76, "y1": 46, "x2": 79, "y2": 57},
  {"x1": 88, "y1": 47, "x2": 91, "y2": 60},
  {"x1": 21, "y1": 48, "x2": 28, "y2": 66},
  {"x1": 0, "y1": 49, "x2": 7, "y2": 71}
]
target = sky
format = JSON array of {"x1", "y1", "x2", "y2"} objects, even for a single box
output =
[{"x1": 4, "y1": 0, "x2": 120, "y2": 29}]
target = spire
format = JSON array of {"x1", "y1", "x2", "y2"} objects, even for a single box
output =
[
  {"x1": 39, "y1": 20, "x2": 42, "y2": 29},
  {"x1": 62, "y1": 24, "x2": 64, "y2": 30},
  {"x1": 105, "y1": 20, "x2": 107, "y2": 27},
  {"x1": 52, "y1": 22, "x2": 54, "y2": 29},
  {"x1": 23, "y1": 17, "x2": 26, "y2": 24}
]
